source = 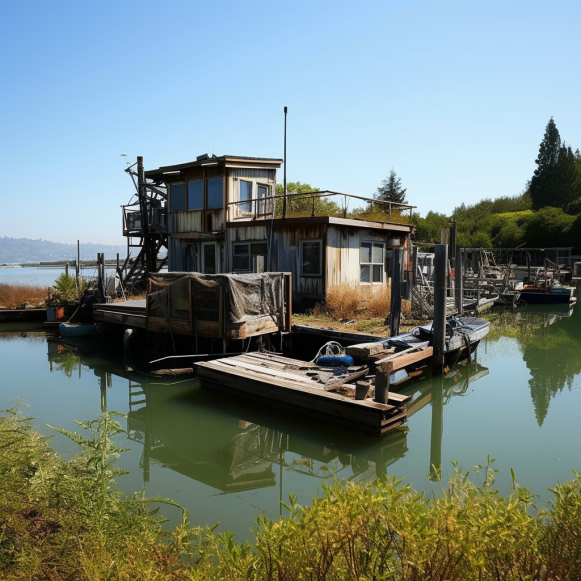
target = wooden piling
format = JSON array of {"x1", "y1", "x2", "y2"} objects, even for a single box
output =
[
  {"x1": 389, "y1": 248, "x2": 403, "y2": 337},
  {"x1": 455, "y1": 246, "x2": 463, "y2": 314},
  {"x1": 433, "y1": 244, "x2": 448, "y2": 373}
]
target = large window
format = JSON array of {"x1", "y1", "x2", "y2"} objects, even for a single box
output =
[
  {"x1": 232, "y1": 241, "x2": 268, "y2": 272},
  {"x1": 360, "y1": 242, "x2": 385, "y2": 283},
  {"x1": 207, "y1": 177, "x2": 223, "y2": 209},
  {"x1": 187, "y1": 180, "x2": 203, "y2": 210},
  {"x1": 169, "y1": 183, "x2": 185, "y2": 212},
  {"x1": 300, "y1": 240, "x2": 322, "y2": 277}
]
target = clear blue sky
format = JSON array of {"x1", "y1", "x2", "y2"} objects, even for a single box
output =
[{"x1": 1, "y1": 0, "x2": 579, "y2": 246}]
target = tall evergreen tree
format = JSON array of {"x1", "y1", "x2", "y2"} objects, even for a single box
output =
[
  {"x1": 375, "y1": 169, "x2": 407, "y2": 204},
  {"x1": 530, "y1": 117, "x2": 561, "y2": 211},
  {"x1": 529, "y1": 117, "x2": 580, "y2": 212}
]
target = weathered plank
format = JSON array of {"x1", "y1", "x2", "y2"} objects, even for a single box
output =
[{"x1": 376, "y1": 347, "x2": 434, "y2": 373}]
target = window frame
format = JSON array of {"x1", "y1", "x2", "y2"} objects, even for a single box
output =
[
  {"x1": 360, "y1": 241, "x2": 385, "y2": 284},
  {"x1": 187, "y1": 179, "x2": 204, "y2": 211},
  {"x1": 300, "y1": 239, "x2": 323, "y2": 278},
  {"x1": 169, "y1": 182, "x2": 186, "y2": 212},
  {"x1": 232, "y1": 240, "x2": 269, "y2": 273},
  {"x1": 206, "y1": 177, "x2": 224, "y2": 210}
]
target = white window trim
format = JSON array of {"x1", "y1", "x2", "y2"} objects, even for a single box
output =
[
  {"x1": 360, "y1": 241, "x2": 385, "y2": 285},
  {"x1": 300, "y1": 239, "x2": 323, "y2": 278}
]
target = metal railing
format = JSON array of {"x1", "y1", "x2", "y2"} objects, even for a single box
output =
[{"x1": 227, "y1": 190, "x2": 415, "y2": 222}]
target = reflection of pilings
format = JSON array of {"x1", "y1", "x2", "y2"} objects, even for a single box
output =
[
  {"x1": 99, "y1": 372, "x2": 107, "y2": 413},
  {"x1": 429, "y1": 375, "x2": 444, "y2": 481}
]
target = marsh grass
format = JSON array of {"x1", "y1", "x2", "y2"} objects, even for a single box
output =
[
  {"x1": 305, "y1": 284, "x2": 415, "y2": 335},
  {"x1": 2, "y1": 408, "x2": 580, "y2": 580},
  {"x1": 0, "y1": 282, "x2": 46, "y2": 308}
]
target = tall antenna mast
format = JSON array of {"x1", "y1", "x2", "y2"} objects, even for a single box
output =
[{"x1": 283, "y1": 106, "x2": 287, "y2": 219}]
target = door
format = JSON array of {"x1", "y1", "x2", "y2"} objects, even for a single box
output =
[{"x1": 201, "y1": 242, "x2": 218, "y2": 274}]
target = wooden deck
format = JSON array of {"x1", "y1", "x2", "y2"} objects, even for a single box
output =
[
  {"x1": 195, "y1": 352, "x2": 411, "y2": 436},
  {"x1": 93, "y1": 299, "x2": 147, "y2": 329}
]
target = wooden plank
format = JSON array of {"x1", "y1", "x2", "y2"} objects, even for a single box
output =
[
  {"x1": 210, "y1": 357, "x2": 321, "y2": 385},
  {"x1": 345, "y1": 342, "x2": 393, "y2": 358},
  {"x1": 245, "y1": 352, "x2": 316, "y2": 368},
  {"x1": 376, "y1": 347, "x2": 433, "y2": 373}
]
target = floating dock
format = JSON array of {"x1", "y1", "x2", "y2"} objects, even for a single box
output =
[{"x1": 195, "y1": 352, "x2": 412, "y2": 436}]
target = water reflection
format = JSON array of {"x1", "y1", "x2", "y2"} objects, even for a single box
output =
[
  {"x1": 44, "y1": 335, "x2": 492, "y2": 494},
  {"x1": 486, "y1": 303, "x2": 580, "y2": 426}
]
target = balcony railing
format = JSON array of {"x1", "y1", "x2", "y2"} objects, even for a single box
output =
[
  {"x1": 123, "y1": 204, "x2": 167, "y2": 236},
  {"x1": 227, "y1": 190, "x2": 415, "y2": 223}
]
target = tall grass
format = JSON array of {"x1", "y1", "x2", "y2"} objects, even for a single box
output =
[
  {"x1": 2, "y1": 408, "x2": 580, "y2": 580},
  {"x1": 0, "y1": 282, "x2": 46, "y2": 308},
  {"x1": 323, "y1": 284, "x2": 411, "y2": 320}
]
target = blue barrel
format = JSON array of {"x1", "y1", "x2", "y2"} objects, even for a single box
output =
[{"x1": 316, "y1": 354, "x2": 354, "y2": 367}]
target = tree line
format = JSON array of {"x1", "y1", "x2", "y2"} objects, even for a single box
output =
[
  {"x1": 412, "y1": 117, "x2": 581, "y2": 249},
  {"x1": 275, "y1": 117, "x2": 580, "y2": 249}
]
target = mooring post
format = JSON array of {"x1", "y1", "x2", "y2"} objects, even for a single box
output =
[
  {"x1": 455, "y1": 246, "x2": 463, "y2": 314},
  {"x1": 389, "y1": 248, "x2": 403, "y2": 337},
  {"x1": 433, "y1": 244, "x2": 448, "y2": 373}
]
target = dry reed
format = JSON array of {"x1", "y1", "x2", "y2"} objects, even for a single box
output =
[
  {"x1": 325, "y1": 284, "x2": 361, "y2": 319},
  {"x1": 0, "y1": 282, "x2": 46, "y2": 308}
]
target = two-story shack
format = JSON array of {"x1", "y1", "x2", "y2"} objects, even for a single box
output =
[{"x1": 142, "y1": 153, "x2": 415, "y2": 305}]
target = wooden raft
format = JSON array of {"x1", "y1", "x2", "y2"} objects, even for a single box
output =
[{"x1": 195, "y1": 352, "x2": 411, "y2": 436}]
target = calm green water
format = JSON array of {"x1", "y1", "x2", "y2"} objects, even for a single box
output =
[{"x1": 1, "y1": 302, "x2": 580, "y2": 541}]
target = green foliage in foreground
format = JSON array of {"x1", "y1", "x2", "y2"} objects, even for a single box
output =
[{"x1": 1, "y1": 408, "x2": 581, "y2": 580}]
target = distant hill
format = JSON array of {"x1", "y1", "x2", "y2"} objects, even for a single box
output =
[{"x1": 0, "y1": 236, "x2": 128, "y2": 264}]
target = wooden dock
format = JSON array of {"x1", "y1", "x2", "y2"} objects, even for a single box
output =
[{"x1": 195, "y1": 352, "x2": 412, "y2": 436}]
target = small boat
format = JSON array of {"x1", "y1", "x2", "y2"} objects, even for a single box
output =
[
  {"x1": 59, "y1": 322, "x2": 104, "y2": 337},
  {"x1": 518, "y1": 283, "x2": 573, "y2": 305},
  {"x1": 379, "y1": 315, "x2": 490, "y2": 363}
]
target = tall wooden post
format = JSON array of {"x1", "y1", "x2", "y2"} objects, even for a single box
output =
[
  {"x1": 389, "y1": 248, "x2": 403, "y2": 337},
  {"x1": 76, "y1": 240, "x2": 80, "y2": 285},
  {"x1": 455, "y1": 246, "x2": 463, "y2": 314},
  {"x1": 433, "y1": 244, "x2": 448, "y2": 373},
  {"x1": 138, "y1": 156, "x2": 153, "y2": 274}
]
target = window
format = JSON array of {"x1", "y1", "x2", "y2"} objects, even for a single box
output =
[
  {"x1": 239, "y1": 180, "x2": 253, "y2": 213},
  {"x1": 207, "y1": 177, "x2": 223, "y2": 209},
  {"x1": 257, "y1": 184, "x2": 271, "y2": 215},
  {"x1": 187, "y1": 180, "x2": 203, "y2": 210},
  {"x1": 300, "y1": 240, "x2": 322, "y2": 277},
  {"x1": 169, "y1": 183, "x2": 185, "y2": 212},
  {"x1": 232, "y1": 241, "x2": 268, "y2": 272},
  {"x1": 360, "y1": 242, "x2": 385, "y2": 283}
]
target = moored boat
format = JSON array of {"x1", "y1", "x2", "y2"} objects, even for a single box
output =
[
  {"x1": 59, "y1": 322, "x2": 104, "y2": 337},
  {"x1": 518, "y1": 283, "x2": 574, "y2": 305}
]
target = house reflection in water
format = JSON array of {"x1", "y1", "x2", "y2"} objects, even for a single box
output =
[{"x1": 125, "y1": 382, "x2": 410, "y2": 493}]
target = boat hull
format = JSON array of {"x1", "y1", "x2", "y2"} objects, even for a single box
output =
[
  {"x1": 59, "y1": 322, "x2": 103, "y2": 337},
  {"x1": 519, "y1": 287, "x2": 572, "y2": 305}
]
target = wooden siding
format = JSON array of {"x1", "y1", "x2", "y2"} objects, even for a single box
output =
[
  {"x1": 326, "y1": 227, "x2": 389, "y2": 293},
  {"x1": 269, "y1": 224, "x2": 327, "y2": 297}
]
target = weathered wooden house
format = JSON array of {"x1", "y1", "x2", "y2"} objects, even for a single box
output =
[{"x1": 142, "y1": 153, "x2": 415, "y2": 304}]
